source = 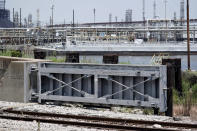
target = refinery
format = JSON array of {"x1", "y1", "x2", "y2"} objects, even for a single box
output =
[{"x1": 0, "y1": 0, "x2": 197, "y2": 130}]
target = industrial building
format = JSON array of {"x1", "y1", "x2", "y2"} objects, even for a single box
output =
[{"x1": 0, "y1": 0, "x2": 12, "y2": 28}]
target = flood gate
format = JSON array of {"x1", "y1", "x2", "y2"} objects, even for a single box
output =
[{"x1": 34, "y1": 63, "x2": 167, "y2": 112}]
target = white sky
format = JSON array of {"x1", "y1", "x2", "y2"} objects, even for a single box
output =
[{"x1": 6, "y1": 0, "x2": 197, "y2": 24}]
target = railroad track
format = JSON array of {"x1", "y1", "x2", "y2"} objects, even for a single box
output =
[{"x1": 0, "y1": 109, "x2": 197, "y2": 131}]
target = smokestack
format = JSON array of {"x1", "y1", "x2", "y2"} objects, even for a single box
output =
[
  {"x1": 142, "y1": 0, "x2": 145, "y2": 21},
  {"x1": 37, "y1": 9, "x2": 40, "y2": 27},
  {"x1": 109, "y1": 13, "x2": 112, "y2": 23},
  {"x1": 93, "y1": 8, "x2": 96, "y2": 25},
  {"x1": 13, "y1": 8, "x2": 15, "y2": 28},
  {"x1": 20, "y1": 8, "x2": 21, "y2": 28},
  {"x1": 4, "y1": 0, "x2": 5, "y2": 10},
  {"x1": 73, "y1": 9, "x2": 75, "y2": 27},
  {"x1": 153, "y1": 0, "x2": 156, "y2": 19}
]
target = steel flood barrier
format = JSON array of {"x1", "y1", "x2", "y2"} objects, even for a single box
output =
[{"x1": 33, "y1": 62, "x2": 167, "y2": 112}]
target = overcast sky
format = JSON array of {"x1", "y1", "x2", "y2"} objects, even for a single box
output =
[{"x1": 6, "y1": 0, "x2": 197, "y2": 25}]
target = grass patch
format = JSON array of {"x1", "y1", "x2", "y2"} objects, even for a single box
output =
[
  {"x1": 0, "y1": 50, "x2": 22, "y2": 57},
  {"x1": 0, "y1": 50, "x2": 34, "y2": 58},
  {"x1": 119, "y1": 62, "x2": 131, "y2": 64},
  {"x1": 143, "y1": 108, "x2": 154, "y2": 115},
  {"x1": 0, "y1": 50, "x2": 65, "y2": 63},
  {"x1": 0, "y1": 50, "x2": 12, "y2": 56},
  {"x1": 47, "y1": 56, "x2": 65, "y2": 63}
]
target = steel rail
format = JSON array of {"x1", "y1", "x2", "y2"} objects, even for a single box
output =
[
  {"x1": 2, "y1": 109, "x2": 197, "y2": 129},
  {"x1": 0, "y1": 113, "x2": 177, "y2": 131}
]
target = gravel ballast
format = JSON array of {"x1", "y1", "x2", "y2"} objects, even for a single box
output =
[{"x1": 0, "y1": 101, "x2": 196, "y2": 130}]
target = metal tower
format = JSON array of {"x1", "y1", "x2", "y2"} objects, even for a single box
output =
[
  {"x1": 0, "y1": 0, "x2": 9, "y2": 20},
  {"x1": 109, "y1": 13, "x2": 112, "y2": 23},
  {"x1": 37, "y1": 9, "x2": 40, "y2": 27},
  {"x1": 28, "y1": 14, "x2": 33, "y2": 27},
  {"x1": 50, "y1": 0, "x2": 54, "y2": 27},
  {"x1": 174, "y1": 12, "x2": 177, "y2": 20},
  {"x1": 115, "y1": 16, "x2": 118, "y2": 22},
  {"x1": 125, "y1": 9, "x2": 132, "y2": 22},
  {"x1": 180, "y1": 0, "x2": 185, "y2": 25}
]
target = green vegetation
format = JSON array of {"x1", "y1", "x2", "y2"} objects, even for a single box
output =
[
  {"x1": 0, "y1": 50, "x2": 22, "y2": 57},
  {"x1": 21, "y1": 52, "x2": 34, "y2": 58},
  {"x1": 47, "y1": 56, "x2": 65, "y2": 63},
  {"x1": 191, "y1": 84, "x2": 197, "y2": 104},
  {"x1": 183, "y1": 71, "x2": 197, "y2": 86},
  {"x1": 119, "y1": 61, "x2": 131, "y2": 64},
  {"x1": 11, "y1": 50, "x2": 22, "y2": 57},
  {"x1": 173, "y1": 71, "x2": 197, "y2": 105},
  {"x1": 0, "y1": 50, "x2": 66, "y2": 63},
  {"x1": 174, "y1": 78, "x2": 197, "y2": 104},
  {"x1": 143, "y1": 108, "x2": 154, "y2": 115},
  {"x1": 173, "y1": 71, "x2": 197, "y2": 116},
  {"x1": 0, "y1": 50, "x2": 12, "y2": 56}
]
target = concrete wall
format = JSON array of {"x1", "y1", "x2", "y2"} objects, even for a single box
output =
[
  {"x1": 77, "y1": 54, "x2": 197, "y2": 70},
  {"x1": 0, "y1": 56, "x2": 50, "y2": 102},
  {"x1": 78, "y1": 55, "x2": 153, "y2": 65},
  {"x1": 0, "y1": 62, "x2": 25, "y2": 102},
  {"x1": 80, "y1": 55, "x2": 103, "y2": 64}
]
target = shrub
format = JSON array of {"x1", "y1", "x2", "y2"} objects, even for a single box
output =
[
  {"x1": 10, "y1": 50, "x2": 22, "y2": 57},
  {"x1": 191, "y1": 84, "x2": 197, "y2": 104},
  {"x1": 182, "y1": 71, "x2": 197, "y2": 86}
]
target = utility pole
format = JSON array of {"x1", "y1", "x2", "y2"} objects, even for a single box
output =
[{"x1": 187, "y1": 0, "x2": 191, "y2": 70}]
